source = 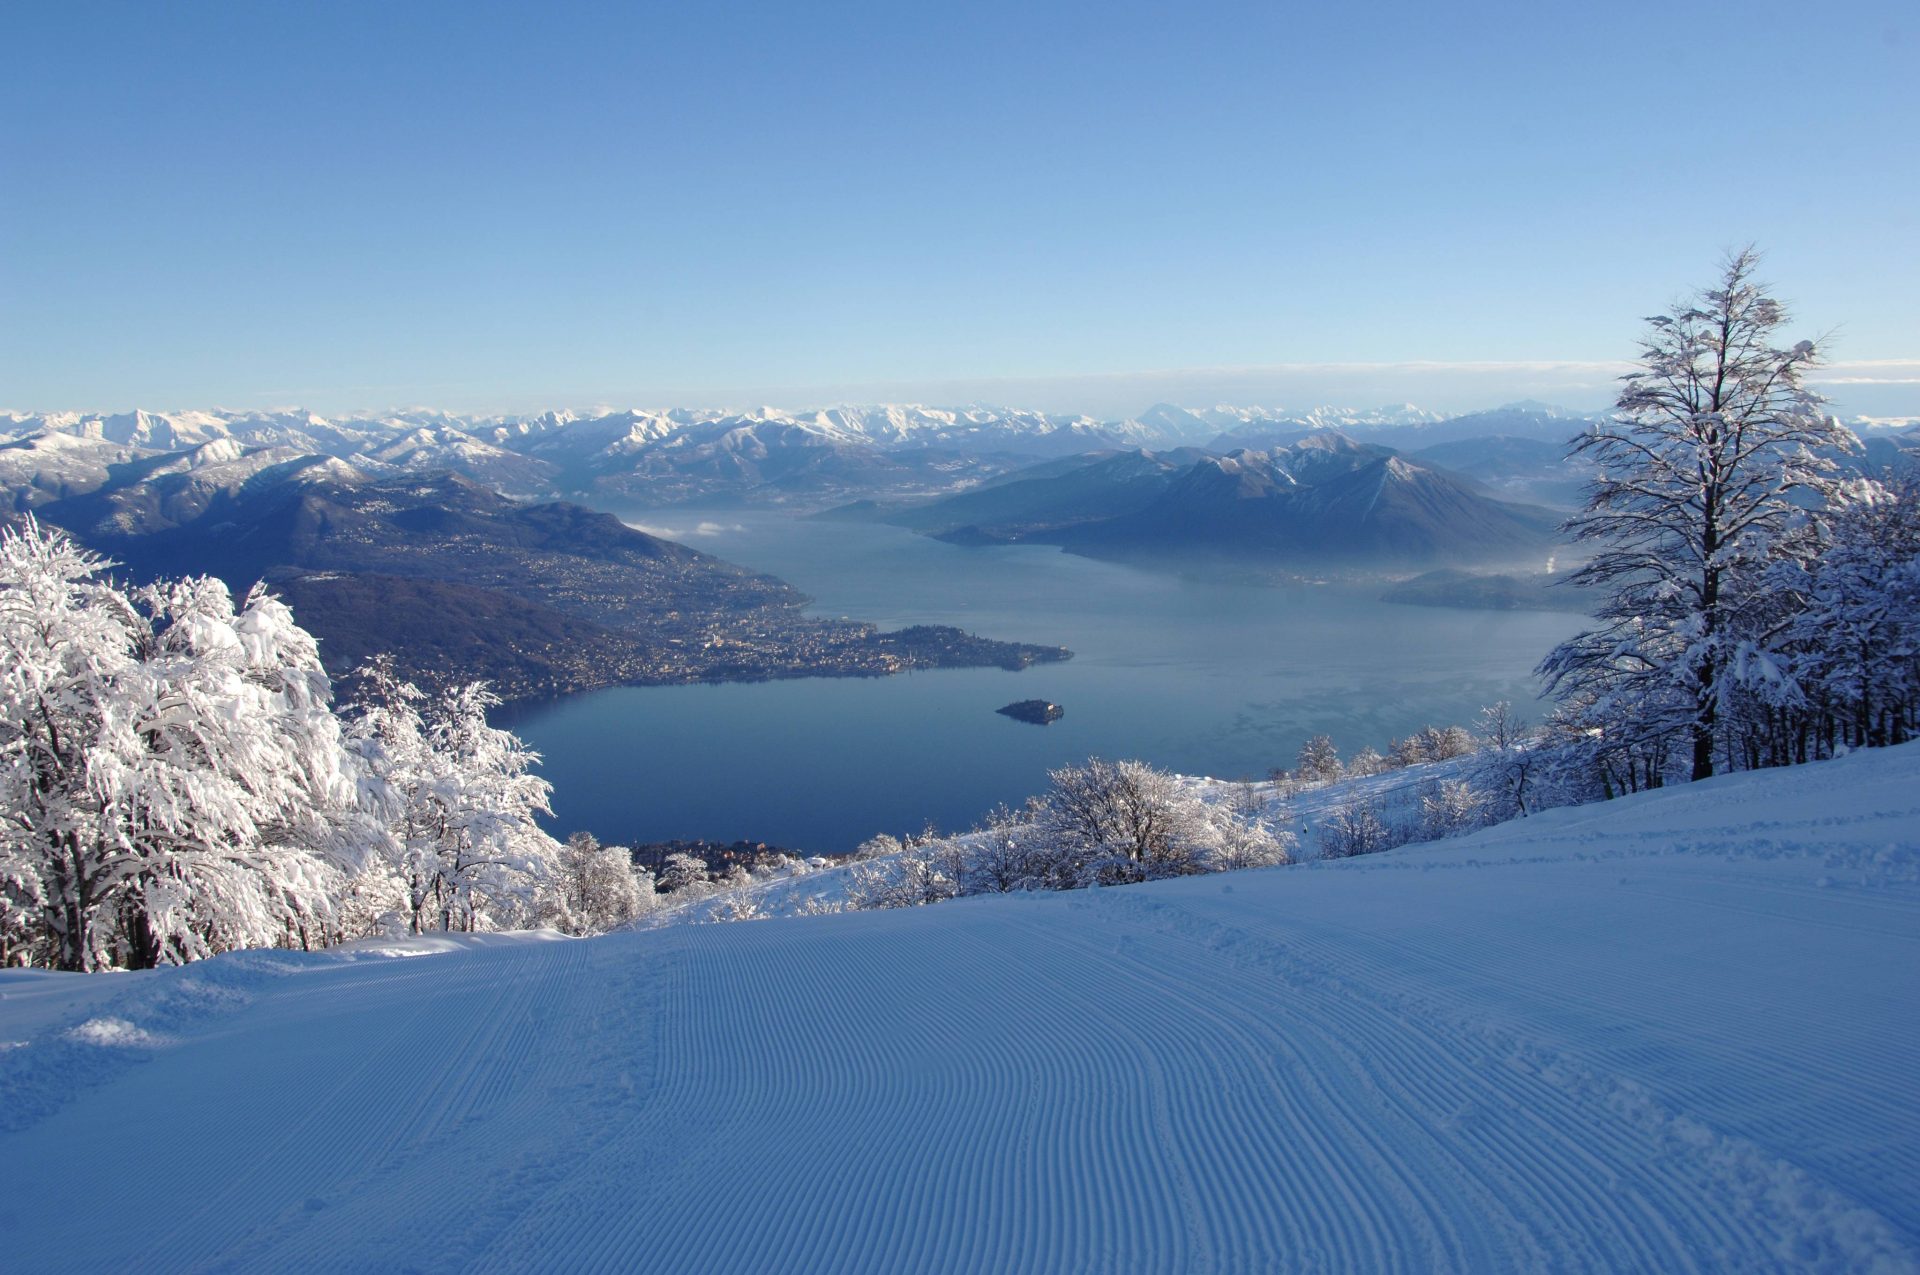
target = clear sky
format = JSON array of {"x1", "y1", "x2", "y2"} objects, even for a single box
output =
[{"x1": 3, "y1": 0, "x2": 1915, "y2": 418}]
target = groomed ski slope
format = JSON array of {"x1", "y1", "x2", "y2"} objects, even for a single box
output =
[{"x1": 3, "y1": 747, "x2": 1919, "y2": 1273}]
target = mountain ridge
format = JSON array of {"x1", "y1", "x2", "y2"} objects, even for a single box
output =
[
  {"x1": 876, "y1": 434, "x2": 1562, "y2": 570},
  {"x1": 20, "y1": 463, "x2": 1070, "y2": 702},
  {"x1": 4, "y1": 401, "x2": 1605, "y2": 509}
]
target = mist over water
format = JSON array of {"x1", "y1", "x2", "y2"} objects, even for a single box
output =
[{"x1": 497, "y1": 513, "x2": 1585, "y2": 854}]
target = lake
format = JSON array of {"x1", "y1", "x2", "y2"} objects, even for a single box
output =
[{"x1": 495, "y1": 512, "x2": 1587, "y2": 854}]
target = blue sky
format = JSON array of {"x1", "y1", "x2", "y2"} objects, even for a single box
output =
[{"x1": 3, "y1": 0, "x2": 1915, "y2": 417}]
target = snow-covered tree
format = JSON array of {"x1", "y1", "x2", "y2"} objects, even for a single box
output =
[
  {"x1": 0, "y1": 519, "x2": 366, "y2": 970},
  {"x1": 1419, "y1": 725, "x2": 1476, "y2": 761},
  {"x1": 347, "y1": 661, "x2": 559, "y2": 934},
  {"x1": 1419, "y1": 779, "x2": 1485, "y2": 840},
  {"x1": 1468, "y1": 701, "x2": 1541, "y2": 820},
  {"x1": 1780, "y1": 478, "x2": 1920, "y2": 751},
  {"x1": 1198, "y1": 785, "x2": 1295, "y2": 871},
  {"x1": 1387, "y1": 734, "x2": 1430, "y2": 768},
  {"x1": 1294, "y1": 735, "x2": 1342, "y2": 783},
  {"x1": 965, "y1": 803, "x2": 1046, "y2": 893},
  {"x1": 1540, "y1": 249, "x2": 1850, "y2": 781},
  {"x1": 658, "y1": 851, "x2": 711, "y2": 897},
  {"x1": 1, "y1": 872, "x2": 42, "y2": 967},
  {"x1": 1034, "y1": 759, "x2": 1213, "y2": 886},
  {"x1": 553, "y1": 831, "x2": 648, "y2": 935},
  {"x1": 333, "y1": 863, "x2": 412, "y2": 942},
  {"x1": 850, "y1": 833, "x2": 902, "y2": 862},
  {"x1": 1344, "y1": 746, "x2": 1388, "y2": 778},
  {"x1": 630, "y1": 864, "x2": 659, "y2": 915},
  {"x1": 847, "y1": 840, "x2": 962, "y2": 909}
]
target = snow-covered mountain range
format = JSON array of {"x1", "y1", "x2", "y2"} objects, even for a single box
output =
[
  {"x1": 9, "y1": 400, "x2": 1906, "y2": 519},
  {"x1": 0, "y1": 401, "x2": 1582, "y2": 509}
]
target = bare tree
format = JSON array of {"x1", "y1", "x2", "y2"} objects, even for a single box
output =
[
  {"x1": 966, "y1": 803, "x2": 1045, "y2": 893},
  {"x1": 1540, "y1": 249, "x2": 1849, "y2": 781},
  {"x1": 1471, "y1": 701, "x2": 1540, "y2": 819},
  {"x1": 1038, "y1": 759, "x2": 1209, "y2": 885},
  {"x1": 1320, "y1": 798, "x2": 1394, "y2": 859}
]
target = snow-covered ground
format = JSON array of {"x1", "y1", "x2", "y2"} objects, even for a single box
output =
[
  {"x1": 3, "y1": 745, "x2": 1918, "y2": 1272},
  {"x1": 646, "y1": 755, "x2": 1471, "y2": 925}
]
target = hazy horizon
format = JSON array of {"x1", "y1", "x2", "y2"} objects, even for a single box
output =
[
  {"x1": 3, "y1": 2, "x2": 1913, "y2": 417},
  {"x1": 7, "y1": 354, "x2": 1918, "y2": 424}
]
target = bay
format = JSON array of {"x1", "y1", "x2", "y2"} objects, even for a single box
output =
[{"x1": 496, "y1": 511, "x2": 1586, "y2": 854}]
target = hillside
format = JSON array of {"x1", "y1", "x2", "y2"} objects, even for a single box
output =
[
  {"x1": 2, "y1": 745, "x2": 1915, "y2": 1271},
  {"x1": 1060, "y1": 447, "x2": 1558, "y2": 566},
  {"x1": 24, "y1": 463, "x2": 1068, "y2": 701},
  {"x1": 885, "y1": 435, "x2": 1561, "y2": 569}
]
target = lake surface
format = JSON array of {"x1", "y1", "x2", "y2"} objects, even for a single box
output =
[{"x1": 496, "y1": 512, "x2": 1586, "y2": 854}]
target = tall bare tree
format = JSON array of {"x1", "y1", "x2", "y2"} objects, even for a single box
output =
[{"x1": 1540, "y1": 249, "x2": 1849, "y2": 781}]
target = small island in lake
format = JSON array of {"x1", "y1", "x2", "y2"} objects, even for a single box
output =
[{"x1": 998, "y1": 699, "x2": 1065, "y2": 725}]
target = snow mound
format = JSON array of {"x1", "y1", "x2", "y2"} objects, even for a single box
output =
[
  {"x1": 2, "y1": 745, "x2": 1918, "y2": 1271},
  {"x1": 65, "y1": 1016, "x2": 164, "y2": 1048}
]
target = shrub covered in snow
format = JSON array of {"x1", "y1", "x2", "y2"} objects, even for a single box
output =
[{"x1": 839, "y1": 760, "x2": 1294, "y2": 912}]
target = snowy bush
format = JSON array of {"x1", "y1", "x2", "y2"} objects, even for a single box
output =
[
  {"x1": 1200, "y1": 785, "x2": 1296, "y2": 871},
  {"x1": 1031, "y1": 759, "x2": 1215, "y2": 886},
  {"x1": 1463, "y1": 702, "x2": 1544, "y2": 821},
  {"x1": 836, "y1": 761, "x2": 1294, "y2": 915},
  {"x1": 851, "y1": 833, "x2": 904, "y2": 862},
  {"x1": 1418, "y1": 780, "x2": 1486, "y2": 840},
  {"x1": 1344, "y1": 746, "x2": 1388, "y2": 778},
  {"x1": 551, "y1": 832, "x2": 652, "y2": 935},
  {"x1": 846, "y1": 841, "x2": 962, "y2": 909},
  {"x1": 658, "y1": 852, "x2": 712, "y2": 898},
  {"x1": 958, "y1": 804, "x2": 1045, "y2": 894},
  {"x1": 1320, "y1": 798, "x2": 1396, "y2": 859}
]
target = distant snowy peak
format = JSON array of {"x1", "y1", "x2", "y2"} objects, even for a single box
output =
[
  {"x1": 1495, "y1": 398, "x2": 1587, "y2": 418},
  {"x1": 0, "y1": 430, "x2": 142, "y2": 508},
  {"x1": 3, "y1": 400, "x2": 1608, "y2": 511},
  {"x1": 6, "y1": 401, "x2": 1453, "y2": 458},
  {"x1": 1198, "y1": 403, "x2": 1444, "y2": 431}
]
